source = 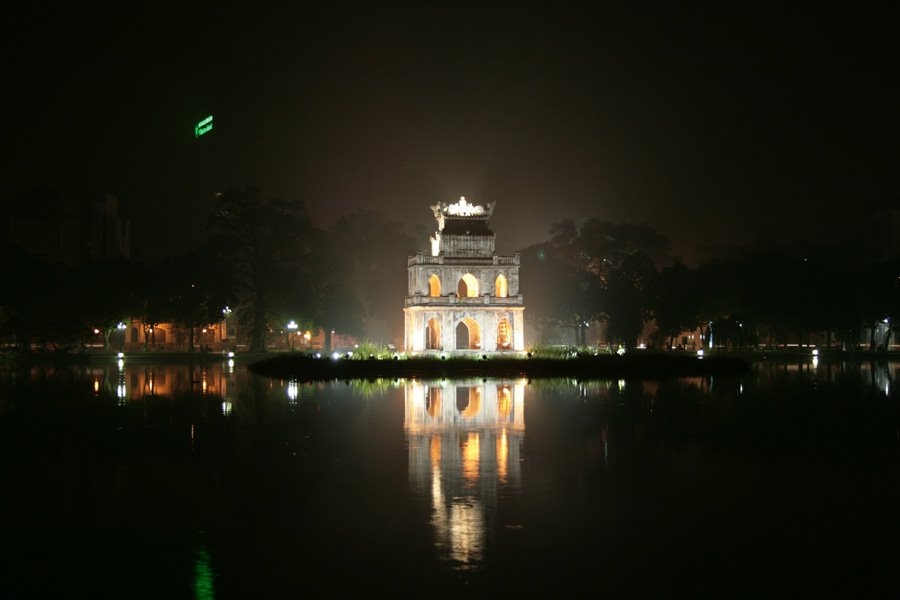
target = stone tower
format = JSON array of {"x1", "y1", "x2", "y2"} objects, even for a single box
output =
[{"x1": 404, "y1": 197, "x2": 525, "y2": 354}]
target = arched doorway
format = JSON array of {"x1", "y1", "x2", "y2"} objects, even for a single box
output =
[
  {"x1": 456, "y1": 318, "x2": 481, "y2": 350},
  {"x1": 495, "y1": 274, "x2": 508, "y2": 297},
  {"x1": 455, "y1": 321, "x2": 468, "y2": 349},
  {"x1": 457, "y1": 273, "x2": 479, "y2": 297},
  {"x1": 497, "y1": 317, "x2": 511, "y2": 350},
  {"x1": 428, "y1": 274, "x2": 441, "y2": 297},
  {"x1": 426, "y1": 318, "x2": 442, "y2": 350}
]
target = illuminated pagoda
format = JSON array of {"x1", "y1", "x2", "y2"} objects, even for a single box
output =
[{"x1": 404, "y1": 197, "x2": 525, "y2": 354}]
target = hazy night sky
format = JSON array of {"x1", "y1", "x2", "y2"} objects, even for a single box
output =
[{"x1": 4, "y1": 3, "x2": 898, "y2": 263}]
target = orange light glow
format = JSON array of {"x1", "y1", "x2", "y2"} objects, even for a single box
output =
[
  {"x1": 462, "y1": 432, "x2": 480, "y2": 483},
  {"x1": 497, "y1": 430, "x2": 508, "y2": 483},
  {"x1": 497, "y1": 385, "x2": 512, "y2": 416},
  {"x1": 430, "y1": 435, "x2": 442, "y2": 467}
]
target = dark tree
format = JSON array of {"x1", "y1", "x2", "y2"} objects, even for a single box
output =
[
  {"x1": 602, "y1": 252, "x2": 657, "y2": 349},
  {"x1": 328, "y1": 210, "x2": 416, "y2": 344},
  {"x1": 653, "y1": 262, "x2": 699, "y2": 348},
  {"x1": 0, "y1": 246, "x2": 79, "y2": 351},
  {"x1": 520, "y1": 240, "x2": 600, "y2": 345},
  {"x1": 75, "y1": 258, "x2": 140, "y2": 350},
  {"x1": 162, "y1": 246, "x2": 233, "y2": 352},
  {"x1": 207, "y1": 188, "x2": 319, "y2": 353}
]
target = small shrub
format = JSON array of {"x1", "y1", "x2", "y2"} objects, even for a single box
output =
[
  {"x1": 527, "y1": 344, "x2": 570, "y2": 359},
  {"x1": 353, "y1": 341, "x2": 393, "y2": 360}
]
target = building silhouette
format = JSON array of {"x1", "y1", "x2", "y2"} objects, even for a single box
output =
[{"x1": 2, "y1": 188, "x2": 130, "y2": 265}]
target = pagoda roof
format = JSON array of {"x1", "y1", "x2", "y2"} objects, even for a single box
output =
[{"x1": 432, "y1": 197, "x2": 495, "y2": 222}]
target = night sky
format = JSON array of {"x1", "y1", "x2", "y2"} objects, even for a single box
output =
[{"x1": 4, "y1": 3, "x2": 898, "y2": 264}]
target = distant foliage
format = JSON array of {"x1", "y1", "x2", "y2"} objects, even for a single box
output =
[
  {"x1": 528, "y1": 343, "x2": 613, "y2": 358},
  {"x1": 352, "y1": 341, "x2": 393, "y2": 360},
  {"x1": 527, "y1": 344, "x2": 571, "y2": 359}
]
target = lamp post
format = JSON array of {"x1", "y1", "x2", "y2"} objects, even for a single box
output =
[
  {"x1": 286, "y1": 320, "x2": 298, "y2": 350},
  {"x1": 117, "y1": 322, "x2": 127, "y2": 352},
  {"x1": 221, "y1": 306, "x2": 234, "y2": 352}
]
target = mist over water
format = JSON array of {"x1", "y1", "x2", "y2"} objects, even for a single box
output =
[{"x1": 1, "y1": 359, "x2": 897, "y2": 597}]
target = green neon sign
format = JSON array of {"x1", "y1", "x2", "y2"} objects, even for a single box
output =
[{"x1": 194, "y1": 115, "x2": 213, "y2": 138}]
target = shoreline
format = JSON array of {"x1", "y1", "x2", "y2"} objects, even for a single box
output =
[
  {"x1": 248, "y1": 353, "x2": 753, "y2": 381},
  {"x1": 3, "y1": 348, "x2": 898, "y2": 377}
]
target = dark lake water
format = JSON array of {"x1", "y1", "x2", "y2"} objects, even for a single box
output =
[{"x1": 1, "y1": 358, "x2": 898, "y2": 598}]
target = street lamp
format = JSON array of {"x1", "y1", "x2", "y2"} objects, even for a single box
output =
[
  {"x1": 117, "y1": 322, "x2": 127, "y2": 352},
  {"x1": 286, "y1": 320, "x2": 298, "y2": 350}
]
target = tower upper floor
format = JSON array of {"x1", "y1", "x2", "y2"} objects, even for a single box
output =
[
  {"x1": 407, "y1": 198, "x2": 523, "y2": 307},
  {"x1": 430, "y1": 197, "x2": 495, "y2": 258}
]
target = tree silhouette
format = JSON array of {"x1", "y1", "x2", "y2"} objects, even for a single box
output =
[
  {"x1": 207, "y1": 188, "x2": 319, "y2": 353},
  {"x1": 328, "y1": 210, "x2": 416, "y2": 344}
]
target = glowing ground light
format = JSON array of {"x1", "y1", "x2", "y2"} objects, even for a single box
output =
[{"x1": 697, "y1": 349, "x2": 705, "y2": 358}]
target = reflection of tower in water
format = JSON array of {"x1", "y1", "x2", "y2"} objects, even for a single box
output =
[{"x1": 405, "y1": 379, "x2": 525, "y2": 568}]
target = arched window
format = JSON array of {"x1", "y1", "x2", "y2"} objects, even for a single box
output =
[
  {"x1": 457, "y1": 273, "x2": 479, "y2": 297},
  {"x1": 426, "y1": 318, "x2": 442, "y2": 350},
  {"x1": 497, "y1": 317, "x2": 511, "y2": 350},
  {"x1": 130, "y1": 327, "x2": 139, "y2": 343},
  {"x1": 495, "y1": 274, "x2": 508, "y2": 298},
  {"x1": 428, "y1": 274, "x2": 441, "y2": 297}
]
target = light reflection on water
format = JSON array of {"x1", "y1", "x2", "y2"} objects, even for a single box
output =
[
  {"x1": 193, "y1": 543, "x2": 215, "y2": 600},
  {"x1": 0, "y1": 358, "x2": 899, "y2": 596},
  {"x1": 404, "y1": 379, "x2": 525, "y2": 569}
]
